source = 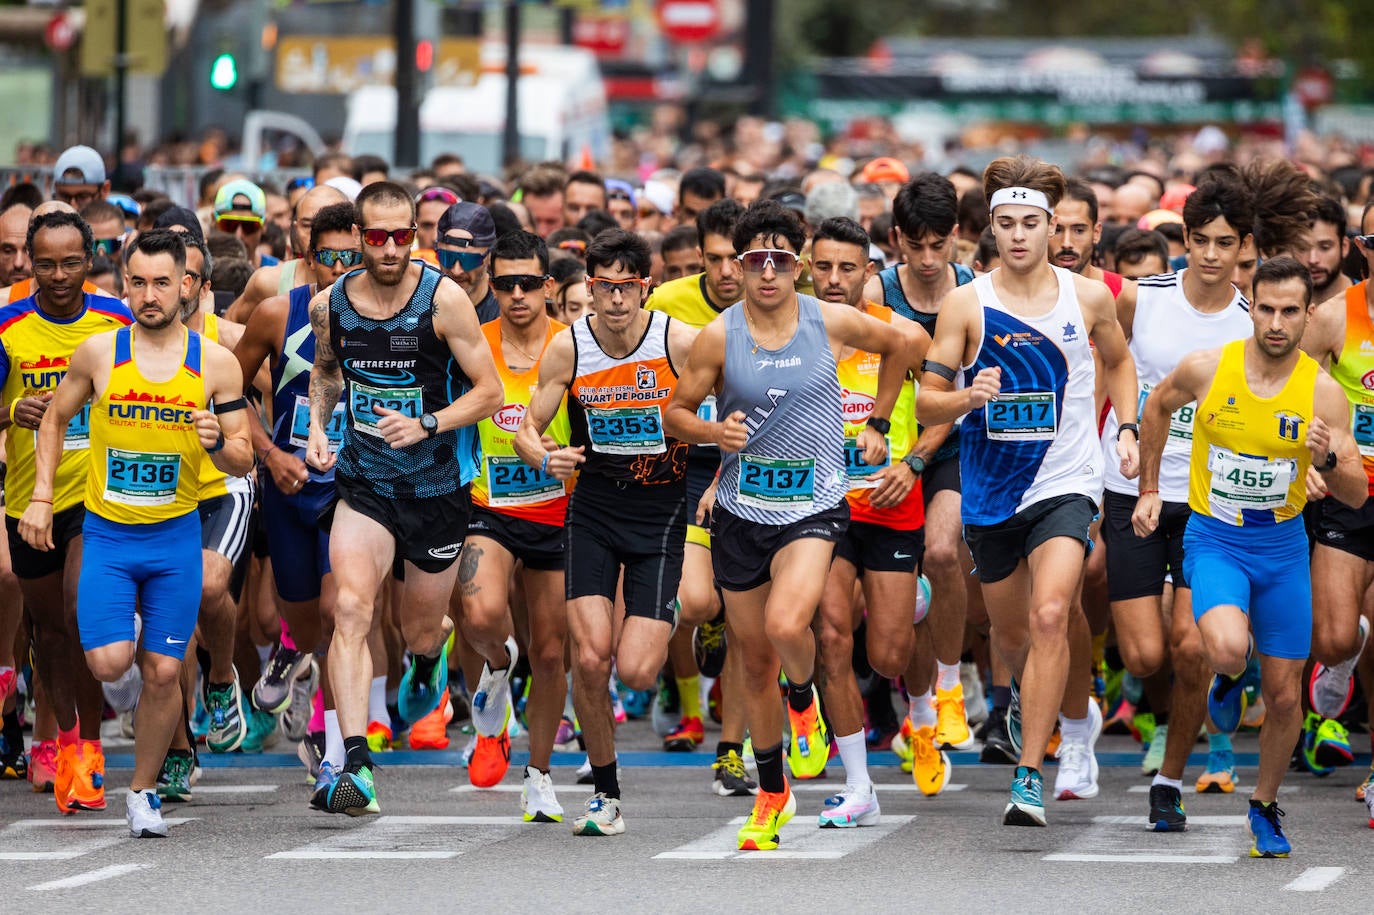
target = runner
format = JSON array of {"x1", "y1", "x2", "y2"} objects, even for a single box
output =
[
  {"x1": 0, "y1": 210, "x2": 132, "y2": 813},
  {"x1": 435, "y1": 202, "x2": 500, "y2": 323},
  {"x1": 917, "y1": 156, "x2": 1140, "y2": 826},
  {"x1": 304, "y1": 180, "x2": 502, "y2": 815},
  {"x1": 50, "y1": 146, "x2": 109, "y2": 210},
  {"x1": 18, "y1": 228, "x2": 254, "y2": 837},
  {"x1": 1133, "y1": 256, "x2": 1365, "y2": 857},
  {"x1": 214, "y1": 179, "x2": 278, "y2": 270},
  {"x1": 664, "y1": 199, "x2": 914, "y2": 851},
  {"x1": 514, "y1": 227, "x2": 697, "y2": 836},
  {"x1": 226, "y1": 184, "x2": 350, "y2": 322}
]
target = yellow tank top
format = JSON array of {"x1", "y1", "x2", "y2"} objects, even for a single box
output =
[
  {"x1": 195, "y1": 312, "x2": 229, "y2": 500},
  {"x1": 86, "y1": 326, "x2": 206, "y2": 524},
  {"x1": 1328, "y1": 281, "x2": 1374, "y2": 494},
  {"x1": 1188, "y1": 339, "x2": 1317, "y2": 526},
  {"x1": 0, "y1": 293, "x2": 132, "y2": 517},
  {"x1": 471, "y1": 318, "x2": 571, "y2": 524}
]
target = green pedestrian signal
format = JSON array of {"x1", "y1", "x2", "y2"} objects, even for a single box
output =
[{"x1": 210, "y1": 53, "x2": 238, "y2": 91}]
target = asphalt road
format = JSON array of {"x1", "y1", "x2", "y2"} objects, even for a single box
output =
[{"x1": 2, "y1": 721, "x2": 1370, "y2": 914}]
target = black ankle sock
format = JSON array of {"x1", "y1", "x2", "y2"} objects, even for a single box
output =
[
  {"x1": 716, "y1": 741, "x2": 743, "y2": 759},
  {"x1": 344, "y1": 736, "x2": 373, "y2": 771},
  {"x1": 591, "y1": 762, "x2": 620, "y2": 799},
  {"x1": 2, "y1": 710, "x2": 21, "y2": 749},
  {"x1": 1154, "y1": 710, "x2": 1169, "y2": 726},
  {"x1": 992, "y1": 686, "x2": 1012, "y2": 710},
  {"x1": 410, "y1": 651, "x2": 441, "y2": 685},
  {"x1": 787, "y1": 677, "x2": 814, "y2": 713},
  {"x1": 755, "y1": 741, "x2": 785, "y2": 794}
]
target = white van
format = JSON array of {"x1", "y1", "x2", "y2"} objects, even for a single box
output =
[{"x1": 342, "y1": 43, "x2": 611, "y2": 174}]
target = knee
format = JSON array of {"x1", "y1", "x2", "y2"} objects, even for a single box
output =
[
  {"x1": 676, "y1": 580, "x2": 717, "y2": 627},
  {"x1": 1169, "y1": 629, "x2": 1208, "y2": 680},
  {"x1": 617, "y1": 659, "x2": 658, "y2": 692},
  {"x1": 763, "y1": 612, "x2": 810, "y2": 650},
  {"x1": 1311, "y1": 627, "x2": 1360, "y2": 668},
  {"x1": 528, "y1": 635, "x2": 566, "y2": 680},
  {"x1": 1120, "y1": 639, "x2": 1165, "y2": 679},
  {"x1": 85, "y1": 648, "x2": 134, "y2": 683},
  {"x1": 141, "y1": 656, "x2": 183, "y2": 689},
  {"x1": 816, "y1": 621, "x2": 852, "y2": 671},
  {"x1": 1027, "y1": 598, "x2": 1070, "y2": 642},
  {"x1": 868, "y1": 634, "x2": 911, "y2": 680},
  {"x1": 924, "y1": 538, "x2": 960, "y2": 577},
  {"x1": 1263, "y1": 678, "x2": 1302, "y2": 720},
  {"x1": 573, "y1": 641, "x2": 611, "y2": 680},
  {"x1": 459, "y1": 596, "x2": 504, "y2": 641}
]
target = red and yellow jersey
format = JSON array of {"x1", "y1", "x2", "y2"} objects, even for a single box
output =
[
  {"x1": 567, "y1": 311, "x2": 686, "y2": 487},
  {"x1": 472, "y1": 318, "x2": 572, "y2": 525},
  {"x1": 0, "y1": 292, "x2": 133, "y2": 516},
  {"x1": 86, "y1": 326, "x2": 207, "y2": 524},
  {"x1": 7, "y1": 278, "x2": 102, "y2": 304},
  {"x1": 1329, "y1": 282, "x2": 1374, "y2": 494},
  {"x1": 1189, "y1": 340, "x2": 1317, "y2": 526},
  {"x1": 837, "y1": 302, "x2": 923, "y2": 529}
]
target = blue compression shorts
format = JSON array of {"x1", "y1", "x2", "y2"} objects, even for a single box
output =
[{"x1": 261, "y1": 476, "x2": 333, "y2": 602}]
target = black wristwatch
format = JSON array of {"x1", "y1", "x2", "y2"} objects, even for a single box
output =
[
  {"x1": 1117, "y1": 422, "x2": 1139, "y2": 441},
  {"x1": 1322, "y1": 450, "x2": 1338, "y2": 471},
  {"x1": 902, "y1": 453, "x2": 926, "y2": 475},
  {"x1": 420, "y1": 413, "x2": 439, "y2": 438},
  {"x1": 866, "y1": 416, "x2": 891, "y2": 435}
]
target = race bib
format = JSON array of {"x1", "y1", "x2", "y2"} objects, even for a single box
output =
[
  {"x1": 62, "y1": 403, "x2": 90, "y2": 451},
  {"x1": 696, "y1": 395, "x2": 719, "y2": 449},
  {"x1": 586, "y1": 405, "x2": 665, "y2": 455},
  {"x1": 1353, "y1": 403, "x2": 1374, "y2": 458},
  {"x1": 737, "y1": 454, "x2": 815, "y2": 512},
  {"x1": 986, "y1": 391, "x2": 1056, "y2": 441},
  {"x1": 350, "y1": 381, "x2": 423, "y2": 438},
  {"x1": 104, "y1": 448, "x2": 181, "y2": 506},
  {"x1": 1139, "y1": 382, "x2": 1195, "y2": 454},
  {"x1": 290, "y1": 394, "x2": 346, "y2": 450},
  {"x1": 486, "y1": 455, "x2": 564, "y2": 507},
  {"x1": 1206, "y1": 447, "x2": 1295, "y2": 516},
  {"x1": 844, "y1": 435, "x2": 889, "y2": 489}
]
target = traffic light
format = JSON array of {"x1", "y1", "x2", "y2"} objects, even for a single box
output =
[
  {"x1": 415, "y1": 39, "x2": 433, "y2": 73},
  {"x1": 210, "y1": 53, "x2": 238, "y2": 91}
]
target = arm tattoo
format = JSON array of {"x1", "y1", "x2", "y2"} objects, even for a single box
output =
[{"x1": 309, "y1": 296, "x2": 343, "y2": 428}]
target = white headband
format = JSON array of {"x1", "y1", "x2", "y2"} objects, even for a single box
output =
[{"x1": 989, "y1": 187, "x2": 1052, "y2": 214}]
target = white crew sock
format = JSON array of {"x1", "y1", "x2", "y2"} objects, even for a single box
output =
[
  {"x1": 368, "y1": 676, "x2": 388, "y2": 724},
  {"x1": 908, "y1": 691, "x2": 937, "y2": 730},
  {"x1": 936, "y1": 662, "x2": 961, "y2": 691},
  {"x1": 1152, "y1": 773, "x2": 1183, "y2": 790},
  {"x1": 1059, "y1": 713, "x2": 1093, "y2": 743},
  {"x1": 323, "y1": 709, "x2": 345, "y2": 770},
  {"x1": 835, "y1": 730, "x2": 871, "y2": 787}
]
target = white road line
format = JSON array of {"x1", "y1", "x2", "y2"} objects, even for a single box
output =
[
  {"x1": 267, "y1": 850, "x2": 458, "y2": 860},
  {"x1": 367, "y1": 815, "x2": 525, "y2": 825},
  {"x1": 1284, "y1": 867, "x2": 1345, "y2": 892},
  {"x1": 450, "y1": 785, "x2": 583, "y2": 794},
  {"x1": 1044, "y1": 853, "x2": 1239, "y2": 864},
  {"x1": 190, "y1": 785, "x2": 280, "y2": 794},
  {"x1": 654, "y1": 814, "x2": 914, "y2": 861},
  {"x1": 264, "y1": 814, "x2": 528, "y2": 861},
  {"x1": 28, "y1": 863, "x2": 150, "y2": 892}
]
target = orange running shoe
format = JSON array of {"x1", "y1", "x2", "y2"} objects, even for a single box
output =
[
  {"x1": 366, "y1": 720, "x2": 394, "y2": 753},
  {"x1": 663, "y1": 715, "x2": 704, "y2": 751},
  {"x1": 408, "y1": 693, "x2": 453, "y2": 750},
  {"x1": 469, "y1": 728, "x2": 512, "y2": 788},
  {"x1": 29, "y1": 739, "x2": 57, "y2": 793},
  {"x1": 787, "y1": 690, "x2": 829, "y2": 779},
  {"x1": 68, "y1": 741, "x2": 106, "y2": 811},
  {"x1": 54, "y1": 744, "x2": 78, "y2": 814}
]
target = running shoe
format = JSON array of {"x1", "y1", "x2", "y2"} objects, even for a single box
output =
[
  {"x1": 572, "y1": 792, "x2": 624, "y2": 836},
  {"x1": 708, "y1": 677, "x2": 722, "y2": 724},
  {"x1": 621, "y1": 688, "x2": 651, "y2": 719},
  {"x1": 711, "y1": 750, "x2": 758, "y2": 797},
  {"x1": 239, "y1": 708, "x2": 281, "y2": 753},
  {"x1": 1148, "y1": 783, "x2": 1187, "y2": 832},
  {"x1": 252, "y1": 646, "x2": 312, "y2": 714},
  {"x1": 309, "y1": 761, "x2": 339, "y2": 811},
  {"x1": 911, "y1": 723, "x2": 952, "y2": 797},
  {"x1": 1007, "y1": 678, "x2": 1023, "y2": 757},
  {"x1": 1300, "y1": 711, "x2": 1352, "y2": 772},
  {"x1": 205, "y1": 674, "x2": 248, "y2": 753},
  {"x1": 28, "y1": 740, "x2": 56, "y2": 794},
  {"x1": 1003, "y1": 766, "x2": 1046, "y2": 827},
  {"x1": 979, "y1": 706, "x2": 1017, "y2": 764},
  {"x1": 1206, "y1": 671, "x2": 1247, "y2": 734},
  {"x1": 1309, "y1": 617, "x2": 1368, "y2": 720},
  {"x1": 1196, "y1": 748, "x2": 1237, "y2": 794},
  {"x1": 1141, "y1": 724, "x2": 1168, "y2": 777},
  {"x1": 1365, "y1": 783, "x2": 1374, "y2": 828},
  {"x1": 327, "y1": 765, "x2": 380, "y2": 816},
  {"x1": 818, "y1": 782, "x2": 880, "y2": 828},
  {"x1": 786, "y1": 688, "x2": 830, "y2": 780},
  {"x1": 0, "y1": 667, "x2": 15, "y2": 702},
  {"x1": 891, "y1": 718, "x2": 916, "y2": 773},
  {"x1": 470, "y1": 711, "x2": 512, "y2": 788},
  {"x1": 664, "y1": 715, "x2": 704, "y2": 751},
  {"x1": 156, "y1": 750, "x2": 194, "y2": 803},
  {"x1": 693, "y1": 610, "x2": 728, "y2": 678},
  {"x1": 1240, "y1": 693, "x2": 1266, "y2": 729},
  {"x1": 126, "y1": 788, "x2": 168, "y2": 838},
  {"x1": 554, "y1": 716, "x2": 579, "y2": 752},
  {"x1": 1356, "y1": 768, "x2": 1374, "y2": 802},
  {"x1": 1054, "y1": 701, "x2": 1102, "y2": 801},
  {"x1": 408, "y1": 692, "x2": 454, "y2": 750},
  {"x1": 934, "y1": 683, "x2": 975, "y2": 750},
  {"x1": 0, "y1": 734, "x2": 26, "y2": 780},
  {"x1": 961, "y1": 662, "x2": 988, "y2": 727},
  {"x1": 281, "y1": 658, "x2": 319, "y2": 741},
  {"x1": 576, "y1": 754, "x2": 594, "y2": 785},
  {"x1": 651, "y1": 675, "x2": 679, "y2": 737},
  {"x1": 54, "y1": 744, "x2": 78, "y2": 814},
  {"x1": 297, "y1": 732, "x2": 324, "y2": 785},
  {"x1": 1247, "y1": 800, "x2": 1291, "y2": 857},
  {"x1": 737, "y1": 785, "x2": 796, "y2": 850},
  {"x1": 521, "y1": 766, "x2": 564, "y2": 823},
  {"x1": 472, "y1": 637, "x2": 519, "y2": 737},
  {"x1": 367, "y1": 719, "x2": 395, "y2": 753},
  {"x1": 611, "y1": 680, "x2": 627, "y2": 724},
  {"x1": 398, "y1": 641, "x2": 450, "y2": 723}
]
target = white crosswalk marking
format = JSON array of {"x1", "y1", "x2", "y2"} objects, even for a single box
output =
[
  {"x1": 1042, "y1": 814, "x2": 1247, "y2": 864},
  {"x1": 0, "y1": 819, "x2": 194, "y2": 861},
  {"x1": 655, "y1": 815, "x2": 914, "y2": 861},
  {"x1": 266, "y1": 815, "x2": 530, "y2": 860},
  {"x1": 1284, "y1": 867, "x2": 1345, "y2": 892}
]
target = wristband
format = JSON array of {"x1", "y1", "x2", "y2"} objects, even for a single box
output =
[
  {"x1": 257, "y1": 444, "x2": 277, "y2": 460},
  {"x1": 540, "y1": 452, "x2": 550, "y2": 474},
  {"x1": 6, "y1": 400, "x2": 15, "y2": 424},
  {"x1": 1117, "y1": 422, "x2": 1138, "y2": 440},
  {"x1": 1139, "y1": 489, "x2": 1159, "y2": 495},
  {"x1": 28, "y1": 497, "x2": 51, "y2": 504},
  {"x1": 207, "y1": 433, "x2": 225, "y2": 454}
]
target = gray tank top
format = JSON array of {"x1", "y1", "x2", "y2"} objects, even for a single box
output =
[{"x1": 715, "y1": 294, "x2": 847, "y2": 524}]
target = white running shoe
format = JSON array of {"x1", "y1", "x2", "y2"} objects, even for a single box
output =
[
  {"x1": 521, "y1": 766, "x2": 565, "y2": 823},
  {"x1": 1310, "y1": 618, "x2": 1369, "y2": 720},
  {"x1": 572, "y1": 792, "x2": 624, "y2": 836},
  {"x1": 1054, "y1": 700, "x2": 1102, "y2": 800},
  {"x1": 126, "y1": 788, "x2": 168, "y2": 838},
  {"x1": 471, "y1": 637, "x2": 519, "y2": 737},
  {"x1": 961, "y1": 662, "x2": 988, "y2": 726},
  {"x1": 817, "y1": 783, "x2": 881, "y2": 828},
  {"x1": 282, "y1": 658, "x2": 319, "y2": 741}
]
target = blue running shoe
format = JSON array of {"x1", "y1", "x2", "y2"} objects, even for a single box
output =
[
  {"x1": 399, "y1": 642, "x2": 451, "y2": 724},
  {"x1": 1003, "y1": 765, "x2": 1045, "y2": 827},
  {"x1": 327, "y1": 766, "x2": 379, "y2": 817},
  {"x1": 1206, "y1": 672, "x2": 1247, "y2": 734},
  {"x1": 309, "y1": 761, "x2": 340, "y2": 811},
  {"x1": 1248, "y1": 800, "x2": 1291, "y2": 857},
  {"x1": 1007, "y1": 678, "x2": 1023, "y2": 757}
]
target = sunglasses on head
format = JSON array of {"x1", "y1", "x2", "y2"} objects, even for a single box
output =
[
  {"x1": 92, "y1": 236, "x2": 124, "y2": 257},
  {"x1": 216, "y1": 213, "x2": 263, "y2": 234},
  {"x1": 360, "y1": 226, "x2": 417, "y2": 247},
  {"x1": 1357, "y1": 234, "x2": 1374, "y2": 248},
  {"x1": 587, "y1": 277, "x2": 647, "y2": 296},
  {"x1": 607, "y1": 190, "x2": 633, "y2": 203},
  {"x1": 737, "y1": 248, "x2": 798, "y2": 273},
  {"x1": 315, "y1": 248, "x2": 364, "y2": 268},
  {"x1": 286, "y1": 177, "x2": 315, "y2": 192},
  {"x1": 436, "y1": 248, "x2": 487, "y2": 272},
  {"x1": 491, "y1": 273, "x2": 547, "y2": 293},
  {"x1": 417, "y1": 187, "x2": 460, "y2": 205}
]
